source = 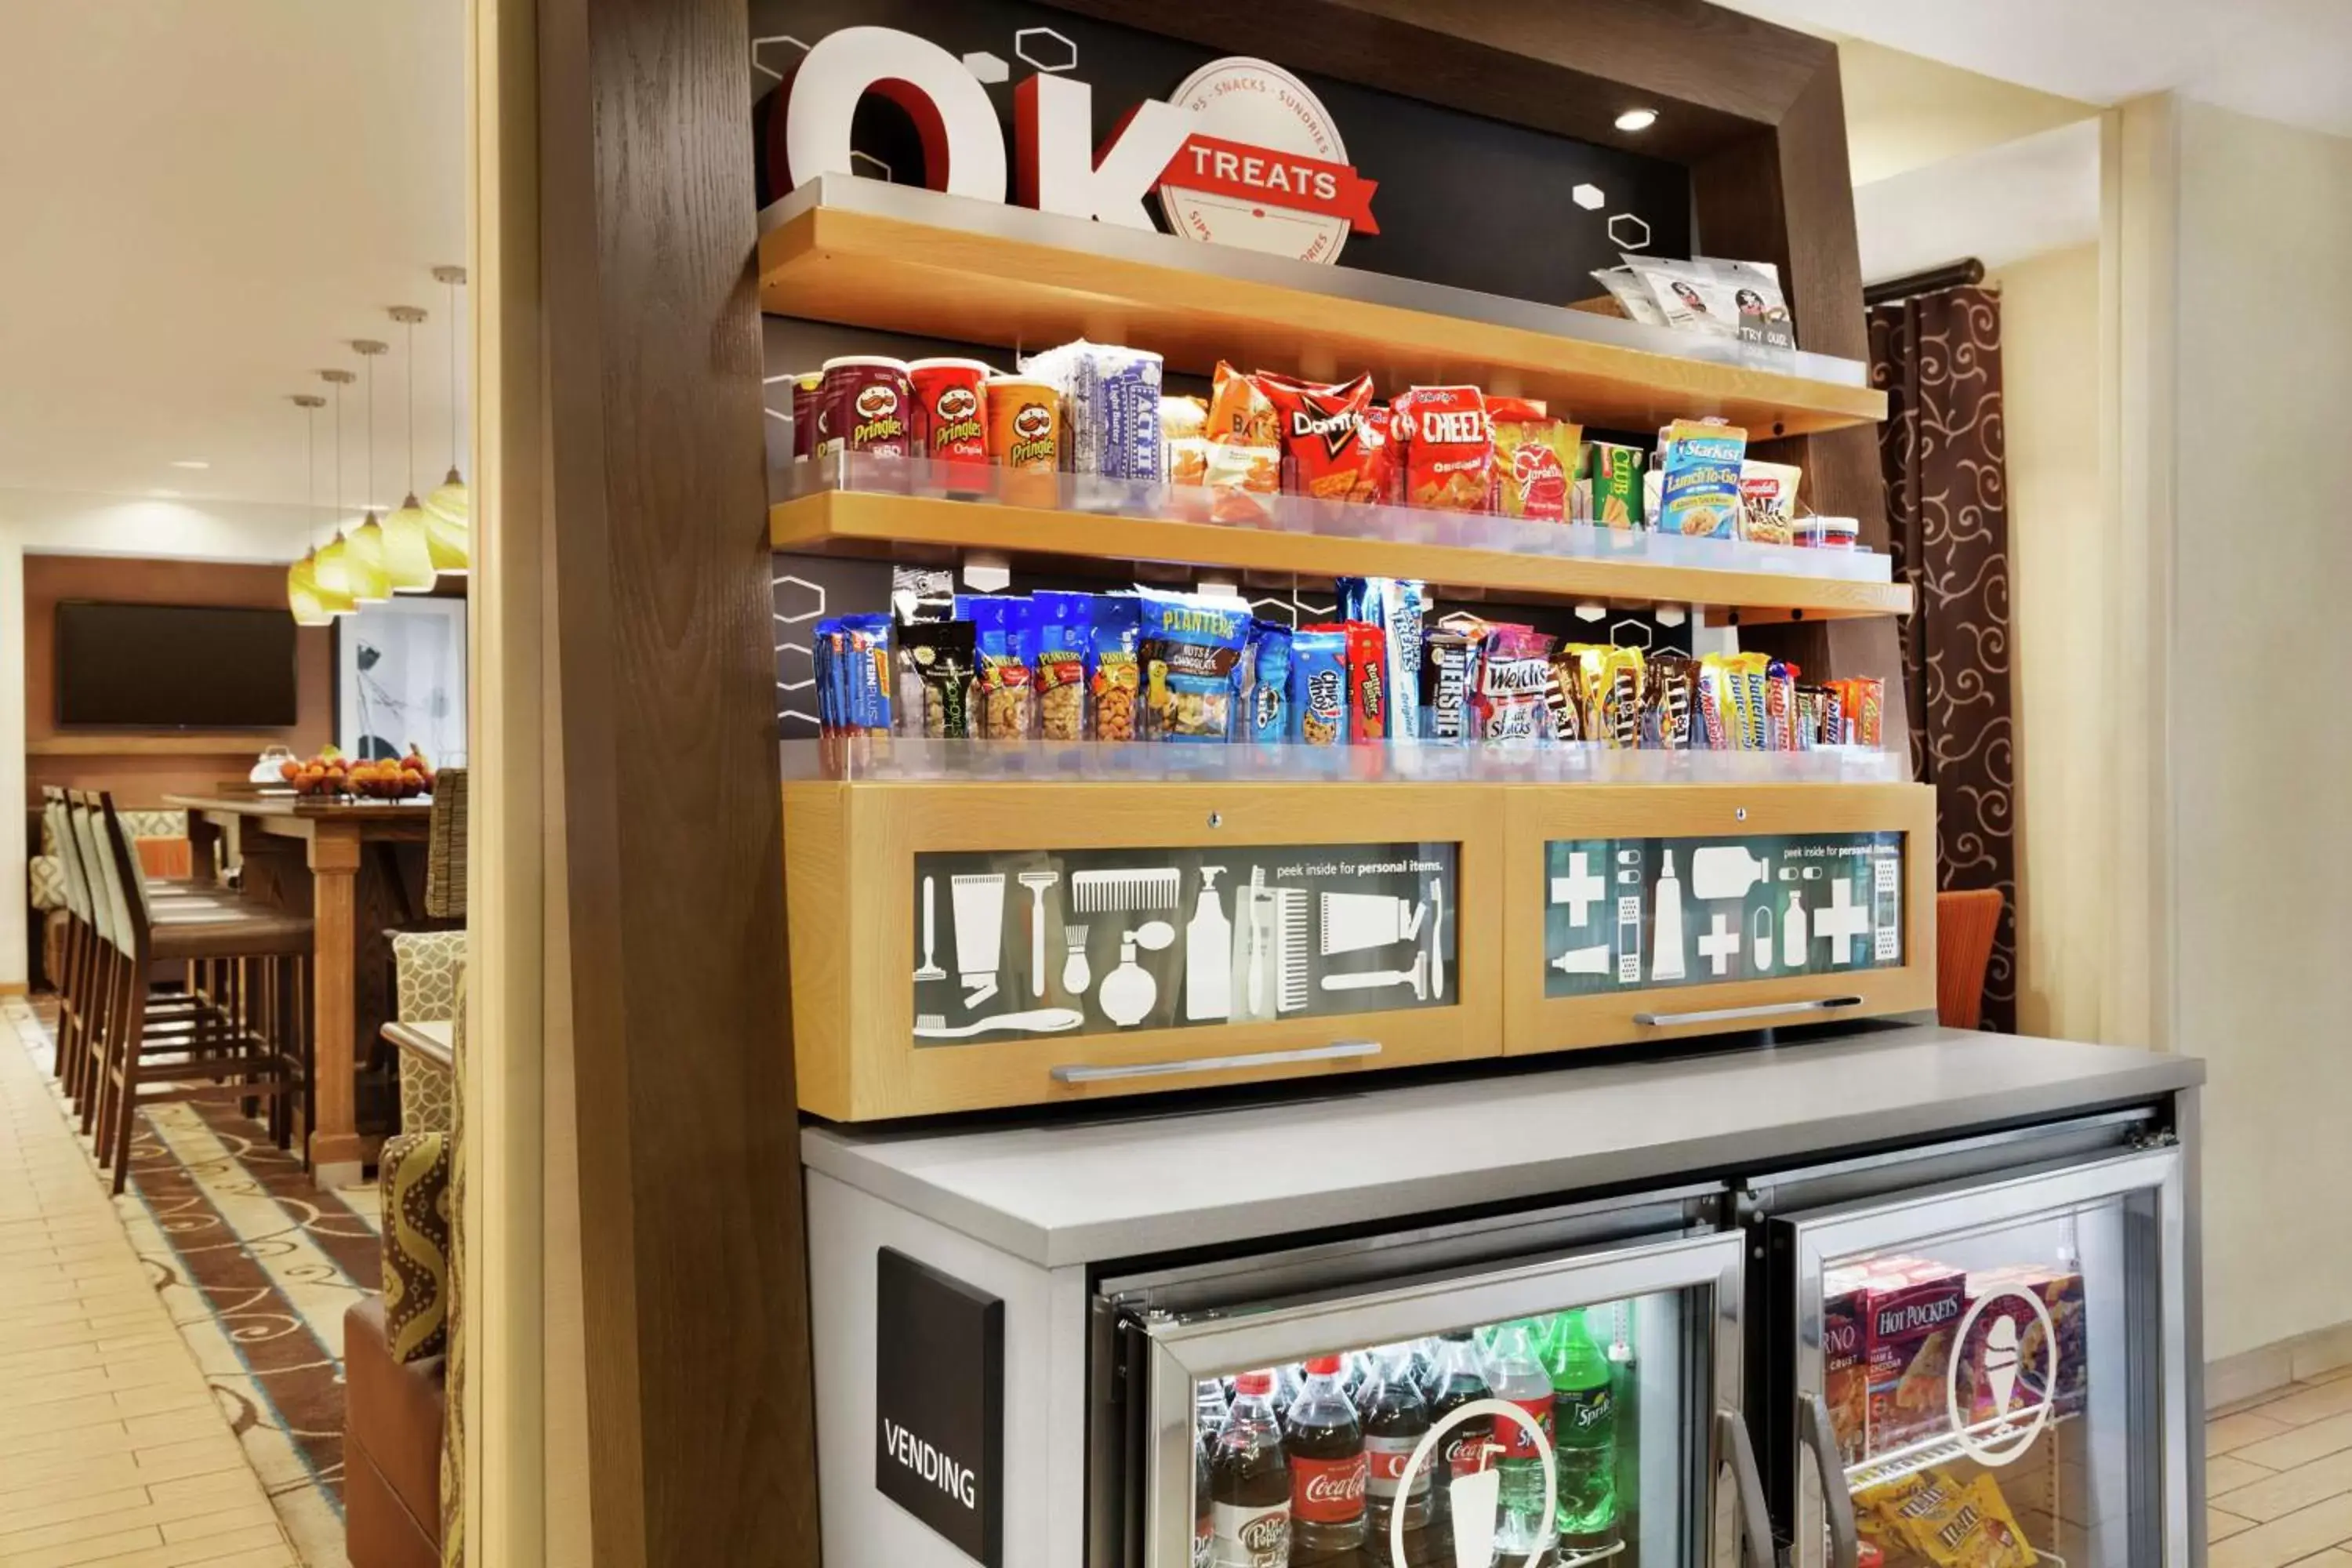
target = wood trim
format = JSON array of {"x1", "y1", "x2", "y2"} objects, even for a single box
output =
[
  {"x1": 28, "y1": 734, "x2": 292, "y2": 757},
  {"x1": 539, "y1": 0, "x2": 818, "y2": 1563},
  {"x1": 0, "y1": 981, "x2": 27, "y2": 997},
  {"x1": 772, "y1": 490, "x2": 1911, "y2": 621}
]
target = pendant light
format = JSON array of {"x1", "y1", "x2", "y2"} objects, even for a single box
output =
[
  {"x1": 288, "y1": 393, "x2": 343, "y2": 624},
  {"x1": 423, "y1": 263, "x2": 470, "y2": 573},
  {"x1": 343, "y1": 339, "x2": 394, "y2": 602},
  {"x1": 314, "y1": 368, "x2": 360, "y2": 604},
  {"x1": 380, "y1": 305, "x2": 438, "y2": 591}
]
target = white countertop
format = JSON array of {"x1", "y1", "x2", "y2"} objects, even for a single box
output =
[{"x1": 801, "y1": 1025, "x2": 2203, "y2": 1269}]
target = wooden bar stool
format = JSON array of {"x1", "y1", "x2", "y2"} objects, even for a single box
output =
[
  {"x1": 41, "y1": 789, "x2": 100, "y2": 1105},
  {"x1": 85, "y1": 792, "x2": 314, "y2": 1194}
]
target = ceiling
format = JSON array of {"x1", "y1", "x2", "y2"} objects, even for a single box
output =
[
  {"x1": 0, "y1": 2, "x2": 467, "y2": 514},
  {"x1": 1721, "y1": 0, "x2": 2352, "y2": 138}
]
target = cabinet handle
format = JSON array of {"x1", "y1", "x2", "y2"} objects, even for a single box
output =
[
  {"x1": 1716, "y1": 1408, "x2": 1773, "y2": 1568},
  {"x1": 1801, "y1": 1391, "x2": 1861, "y2": 1568},
  {"x1": 1632, "y1": 996, "x2": 1864, "y2": 1029},
  {"x1": 1050, "y1": 1040, "x2": 1380, "y2": 1084}
]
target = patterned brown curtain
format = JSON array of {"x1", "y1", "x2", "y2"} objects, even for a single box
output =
[{"x1": 1868, "y1": 286, "x2": 2017, "y2": 1033}]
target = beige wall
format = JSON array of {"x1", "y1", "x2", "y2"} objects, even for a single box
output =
[
  {"x1": 1993, "y1": 245, "x2": 2111, "y2": 1045},
  {"x1": 2168, "y1": 102, "x2": 2352, "y2": 1362},
  {"x1": 1838, "y1": 38, "x2": 2093, "y2": 185}
]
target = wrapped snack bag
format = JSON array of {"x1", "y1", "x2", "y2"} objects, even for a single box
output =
[
  {"x1": 1697, "y1": 653, "x2": 1736, "y2": 750},
  {"x1": 1247, "y1": 622, "x2": 1291, "y2": 743},
  {"x1": 1598, "y1": 646, "x2": 1646, "y2": 749},
  {"x1": 1473, "y1": 625, "x2": 1555, "y2": 742},
  {"x1": 1393, "y1": 385, "x2": 1493, "y2": 512},
  {"x1": 1205, "y1": 440, "x2": 1280, "y2": 523},
  {"x1": 1087, "y1": 595, "x2": 1142, "y2": 742},
  {"x1": 1698, "y1": 257, "x2": 1796, "y2": 351},
  {"x1": 1290, "y1": 630, "x2": 1350, "y2": 746},
  {"x1": 1659, "y1": 419, "x2": 1748, "y2": 538},
  {"x1": 1585, "y1": 441, "x2": 1647, "y2": 528},
  {"x1": 900, "y1": 620, "x2": 976, "y2": 739},
  {"x1": 1543, "y1": 648, "x2": 1585, "y2": 743},
  {"x1": 1421, "y1": 622, "x2": 1481, "y2": 744},
  {"x1": 1489, "y1": 397, "x2": 1580, "y2": 521},
  {"x1": 968, "y1": 597, "x2": 1036, "y2": 739},
  {"x1": 1138, "y1": 590, "x2": 1251, "y2": 742},
  {"x1": 1766, "y1": 659, "x2": 1800, "y2": 750},
  {"x1": 1167, "y1": 437, "x2": 1211, "y2": 487},
  {"x1": 1363, "y1": 403, "x2": 1401, "y2": 505},
  {"x1": 1258, "y1": 371, "x2": 1385, "y2": 503},
  {"x1": 815, "y1": 614, "x2": 895, "y2": 737},
  {"x1": 1033, "y1": 592, "x2": 1093, "y2": 742},
  {"x1": 1163, "y1": 394, "x2": 1210, "y2": 487},
  {"x1": 1022, "y1": 339, "x2": 1163, "y2": 481},
  {"x1": 1206, "y1": 361, "x2": 1278, "y2": 448},
  {"x1": 1337, "y1": 578, "x2": 1426, "y2": 742},
  {"x1": 1589, "y1": 265, "x2": 1670, "y2": 326},
  {"x1": 1644, "y1": 650, "x2": 1697, "y2": 749},
  {"x1": 1303, "y1": 620, "x2": 1390, "y2": 742},
  {"x1": 1740, "y1": 459, "x2": 1803, "y2": 545}
]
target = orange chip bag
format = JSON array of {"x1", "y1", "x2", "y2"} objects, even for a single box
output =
[
  {"x1": 1256, "y1": 370, "x2": 1385, "y2": 503},
  {"x1": 1394, "y1": 385, "x2": 1492, "y2": 512},
  {"x1": 1207, "y1": 361, "x2": 1279, "y2": 448},
  {"x1": 1205, "y1": 441, "x2": 1280, "y2": 523}
]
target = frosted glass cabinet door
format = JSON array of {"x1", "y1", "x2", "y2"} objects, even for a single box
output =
[
  {"x1": 1130, "y1": 1230, "x2": 1769, "y2": 1568},
  {"x1": 1773, "y1": 1149, "x2": 2190, "y2": 1568}
]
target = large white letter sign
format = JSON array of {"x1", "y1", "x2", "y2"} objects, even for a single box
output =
[
  {"x1": 784, "y1": 26, "x2": 1006, "y2": 201},
  {"x1": 1014, "y1": 74, "x2": 1192, "y2": 231}
]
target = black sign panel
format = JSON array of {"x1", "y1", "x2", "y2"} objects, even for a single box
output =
[
  {"x1": 876, "y1": 1249, "x2": 1005, "y2": 1565},
  {"x1": 747, "y1": 0, "x2": 1690, "y2": 305}
]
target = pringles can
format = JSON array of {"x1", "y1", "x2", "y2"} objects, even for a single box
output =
[
  {"x1": 984, "y1": 377, "x2": 1062, "y2": 471},
  {"x1": 908, "y1": 358, "x2": 993, "y2": 463},
  {"x1": 786, "y1": 370, "x2": 822, "y2": 462},
  {"x1": 817, "y1": 355, "x2": 913, "y2": 459}
]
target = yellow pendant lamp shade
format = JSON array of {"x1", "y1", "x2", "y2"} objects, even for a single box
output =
[
  {"x1": 423, "y1": 466, "x2": 470, "y2": 574},
  {"x1": 289, "y1": 555, "x2": 335, "y2": 626},
  {"x1": 382, "y1": 495, "x2": 438, "y2": 592},
  {"x1": 314, "y1": 533, "x2": 355, "y2": 598},
  {"x1": 345, "y1": 513, "x2": 394, "y2": 602}
]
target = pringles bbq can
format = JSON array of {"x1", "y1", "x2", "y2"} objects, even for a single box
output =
[
  {"x1": 908, "y1": 358, "x2": 993, "y2": 464},
  {"x1": 985, "y1": 376, "x2": 1062, "y2": 471},
  {"x1": 818, "y1": 355, "x2": 913, "y2": 458},
  {"x1": 787, "y1": 370, "x2": 822, "y2": 462}
]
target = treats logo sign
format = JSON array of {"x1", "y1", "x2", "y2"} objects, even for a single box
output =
[{"x1": 779, "y1": 27, "x2": 1375, "y2": 266}]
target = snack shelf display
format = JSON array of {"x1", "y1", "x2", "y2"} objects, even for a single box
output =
[
  {"x1": 760, "y1": 177, "x2": 1888, "y2": 440},
  {"x1": 773, "y1": 453, "x2": 1914, "y2": 623}
]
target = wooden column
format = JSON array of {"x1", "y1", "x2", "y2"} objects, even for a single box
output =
[
  {"x1": 306, "y1": 826, "x2": 366, "y2": 1185},
  {"x1": 536, "y1": 0, "x2": 819, "y2": 1564}
]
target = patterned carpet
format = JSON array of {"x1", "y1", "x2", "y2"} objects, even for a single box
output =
[{"x1": 10, "y1": 996, "x2": 379, "y2": 1568}]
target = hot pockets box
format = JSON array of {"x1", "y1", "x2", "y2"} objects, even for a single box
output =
[{"x1": 1859, "y1": 1257, "x2": 1967, "y2": 1456}]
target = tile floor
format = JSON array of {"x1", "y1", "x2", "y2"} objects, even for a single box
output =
[
  {"x1": 2209, "y1": 1370, "x2": 2352, "y2": 1566},
  {"x1": 0, "y1": 1011, "x2": 300, "y2": 1568}
]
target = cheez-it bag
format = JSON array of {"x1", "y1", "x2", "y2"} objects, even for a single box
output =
[
  {"x1": 1396, "y1": 385, "x2": 1493, "y2": 512},
  {"x1": 1255, "y1": 370, "x2": 1384, "y2": 503}
]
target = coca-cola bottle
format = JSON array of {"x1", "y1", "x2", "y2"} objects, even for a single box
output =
[
  {"x1": 1210, "y1": 1371, "x2": 1290, "y2": 1568},
  {"x1": 1425, "y1": 1330, "x2": 1495, "y2": 1535},
  {"x1": 1272, "y1": 1363, "x2": 1306, "y2": 1423},
  {"x1": 1360, "y1": 1352, "x2": 1434, "y2": 1537},
  {"x1": 1284, "y1": 1355, "x2": 1370, "y2": 1560}
]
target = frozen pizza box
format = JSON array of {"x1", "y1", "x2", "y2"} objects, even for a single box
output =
[{"x1": 1824, "y1": 1262, "x2": 1873, "y2": 1465}]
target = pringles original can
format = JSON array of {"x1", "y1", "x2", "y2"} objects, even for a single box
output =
[
  {"x1": 818, "y1": 355, "x2": 913, "y2": 458},
  {"x1": 985, "y1": 377, "x2": 1062, "y2": 471},
  {"x1": 908, "y1": 358, "x2": 993, "y2": 464},
  {"x1": 786, "y1": 370, "x2": 822, "y2": 463}
]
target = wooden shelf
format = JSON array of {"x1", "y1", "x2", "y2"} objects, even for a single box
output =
[
  {"x1": 770, "y1": 488, "x2": 1914, "y2": 622},
  {"x1": 758, "y1": 187, "x2": 1886, "y2": 439}
]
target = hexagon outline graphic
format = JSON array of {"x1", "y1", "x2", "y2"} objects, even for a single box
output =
[
  {"x1": 962, "y1": 51, "x2": 1010, "y2": 85},
  {"x1": 850, "y1": 151, "x2": 894, "y2": 182},
  {"x1": 1572, "y1": 183, "x2": 1606, "y2": 211},
  {"x1": 772, "y1": 574, "x2": 827, "y2": 625},
  {"x1": 777, "y1": 644, "x2": 817, "y2": 692},
  {"x1": 1014, "y1": 27, "x2": 1077, "y2": 73},
  {"x1": 750, "y1": 34, "x2": 810, "y2": 82},
  {"x1": 1607, "y1": 212, "x2": 1652, "y2": 251},
  {"x1": 1608, "y1": 618, "x2": 1656, "y2": 649}
]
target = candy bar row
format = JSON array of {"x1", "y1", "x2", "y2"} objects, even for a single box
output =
[
  {"x1": 785, "y1": 339, "x2": 1860, "y2": 547},
  {"x1": 813, "y1": 578, "x2": 1884, "y2": 752}
]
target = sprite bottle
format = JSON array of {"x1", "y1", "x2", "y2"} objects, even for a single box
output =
[{"x1": 1544, "y1": 1308, "x2": 1620, "y2": 1553}]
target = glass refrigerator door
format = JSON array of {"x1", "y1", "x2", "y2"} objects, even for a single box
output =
[
  {"x1": 1130, "y1": 1230, "x2": 1766, "y2": 1568},
  {"x1": 1775, "y1": 1148, "x2": 2190, "y2": 1568}
]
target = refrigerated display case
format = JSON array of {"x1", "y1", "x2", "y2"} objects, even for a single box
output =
[{"x1": 800, "y1": 1025, "x2": 2201, "y2": 1568}]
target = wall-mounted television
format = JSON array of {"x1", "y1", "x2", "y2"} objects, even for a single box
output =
[{"x1": 55, "y1": 602, "x2": 299, "y2": 729}]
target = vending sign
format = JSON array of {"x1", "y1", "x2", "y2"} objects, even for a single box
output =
[
  {"x1": 875, "y1": 1249, "x2": 1004, "y2": 1565},
  {"x1": 776, "y1": 24, "x2": 1377, "y2": 263}
]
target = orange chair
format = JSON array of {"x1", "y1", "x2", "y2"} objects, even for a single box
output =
[{"x1": 1936, "y1": 887, "x2": 2005, "y2": 1030}]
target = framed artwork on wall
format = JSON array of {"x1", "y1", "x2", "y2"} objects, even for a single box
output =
[{"x1": 336, "y1": 597, "x2": 466, "y2": 766}]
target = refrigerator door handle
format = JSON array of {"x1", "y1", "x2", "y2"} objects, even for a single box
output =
[
  {"x1": 1799, "y1": 1391, "x2": 1861, "y2": 1568},
  {"x1": 1716, "y1": 1408, "x2": 1774, "y2": 1568}
]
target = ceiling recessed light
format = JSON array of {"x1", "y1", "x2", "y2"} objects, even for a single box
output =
[
  {"x1": 1615, "y1": 108, "x2": 1659, "y2": 132},
  {"x1": 169, "y1": 459, "x2": 210, "y2": 470}
]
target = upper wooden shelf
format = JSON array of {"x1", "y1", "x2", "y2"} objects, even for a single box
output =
[{"x1": 757, "y1": 180, "x2": 1887, "y2": 440}]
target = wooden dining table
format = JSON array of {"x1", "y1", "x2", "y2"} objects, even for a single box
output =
[{"x1": 165, "y1": 792, "x2": 436, "y2": 1188}]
